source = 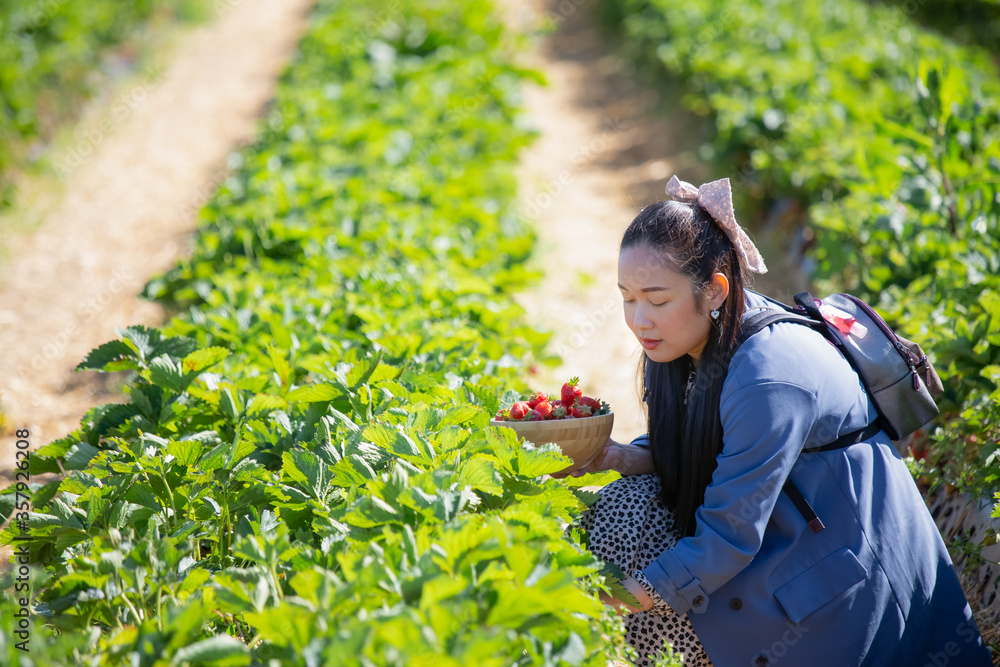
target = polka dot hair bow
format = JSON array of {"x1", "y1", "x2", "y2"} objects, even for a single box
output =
[{"x1": 664, "y1": 175, "x2": 768, "y2": 274}]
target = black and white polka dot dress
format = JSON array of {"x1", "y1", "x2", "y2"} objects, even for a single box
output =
[{"x1": 579, "y1": 474, "x2": 713, "y2": 667}]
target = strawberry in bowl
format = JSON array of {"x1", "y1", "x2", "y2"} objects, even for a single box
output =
[{"x1": 492, "y1": 378, "x2": 613, "y2": 473}]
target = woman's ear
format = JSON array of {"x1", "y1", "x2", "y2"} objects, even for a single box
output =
[{"x1": 709, "y1": 272, "x2": 730, "y2": 310}]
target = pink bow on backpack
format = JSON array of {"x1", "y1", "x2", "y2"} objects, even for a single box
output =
[{"x1": 665, "y1": 175, "x2": 768, "y2": 274}]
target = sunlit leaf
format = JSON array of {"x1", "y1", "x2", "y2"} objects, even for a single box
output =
[
  {"x1": 182, "y1": 347, "x2": 231, "y2": 373},
  {"x1": 286, "y1": 383, "x2": 343, "y2": 403},
  {"x1": 170, "y1": 635, "x2": 250, "y2": 666}
]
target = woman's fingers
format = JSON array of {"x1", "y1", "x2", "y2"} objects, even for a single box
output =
[
  {"x1": 598, "y1": 578, "x2": 654, "y2": 614},
  {"x1": 590, "y1": 440, "x2": 623, "y2": 472},
  {"x1": 570, "y1": 440, "x2": 623, "y2": 476},
  {"x1": 552, "y1": 439, "x2": 625, "y2": 478}
]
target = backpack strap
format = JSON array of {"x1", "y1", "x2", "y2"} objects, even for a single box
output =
[
  {"x1": 736, "y1": 309, "x2": 825, "y2": 349},
  {"x1": 802, "y1": 421, "x2": 882, "y2": 454},
  {"x1": 782, "y1": 479, "x2": 825, "y2": 534},
  {"x1": 735, "y1": 307, "x2": 882, "y2": 454},
  {"x1": 735, "y1": 301, "x2": 882, "y2": 534}
]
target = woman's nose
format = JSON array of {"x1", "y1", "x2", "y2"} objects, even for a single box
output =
[{"x1": 632, "y1": 306, "x2": 653, "y2": 331}]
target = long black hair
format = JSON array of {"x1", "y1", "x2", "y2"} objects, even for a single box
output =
[{"x1": 620, "y1": 199, "x2": 748, "y2": 537}]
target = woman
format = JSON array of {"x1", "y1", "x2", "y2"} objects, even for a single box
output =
[{"x1": 576, "y1": 176, "x2": 991, "y2": 666}]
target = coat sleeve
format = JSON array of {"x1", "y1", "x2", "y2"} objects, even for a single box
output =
[
  {"x1": 629, "y1": 434, "x2": 650, "y2": 447},
  {"x1": 641, "y1": 378, "x2": 820, "y2": 615}
]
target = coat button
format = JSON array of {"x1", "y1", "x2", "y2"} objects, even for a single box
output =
[
  {"x1": 692, "y1": 595, "x2": 705, "y2": 607},
  {"x1": 729, "y1": 597, "x2": 742, "y2": 610},
  {"x1": 755, "y1": 656, "x2": 769, "y2": 667}
]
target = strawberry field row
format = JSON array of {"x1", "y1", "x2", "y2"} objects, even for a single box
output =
[
  {"x1": 599, "y1": 0, "x2": 1000, "y2": 597},
  {"x1": 0, "y1": 0, "x2": 202, "y2": 209},
  {"x1": 1, "y1": 1, "x2": 636, "y2": 664}
]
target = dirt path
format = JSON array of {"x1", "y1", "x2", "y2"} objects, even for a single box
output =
[
  {"x1": 502, "y1": 0, "x2": 711, "y2": 444},
  {"x1": 503, "y1": 0, "x2": 801, "y2": 445},
  {"x1": 0, "y1": 0, "x2": 315, "y2": 473}
]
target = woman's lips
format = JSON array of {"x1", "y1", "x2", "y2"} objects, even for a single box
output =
[{"x1": 640, "y1": 338, "x2": 661, "y2": 350}]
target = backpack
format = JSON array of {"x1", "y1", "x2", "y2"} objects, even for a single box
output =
[
  {"x1": 736, "y1": 290, "x2": 944, "y2": 533},
  {"x1": 738, "y1": 290, "x2": 943, "y2": 442}
]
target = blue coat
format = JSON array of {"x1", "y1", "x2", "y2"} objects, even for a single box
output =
[{"x1": 636, "y1": 290, "x2": 991, "y2": 666}]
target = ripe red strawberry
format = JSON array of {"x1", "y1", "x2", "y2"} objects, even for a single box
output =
[
  {"x1": 571, "y1": 404, "x2": 593, "y2": 418},
  {"x1": 579, "y1": 396, "x2": 601, "y2": 413},
  {"x1": 527, "y1": 391, "x2": 548, "y2": 409},
  {"x1": 534, "y1": 401, "x2": 554, "y2": 419},
  {"x1": 561, "y1": 377, "x2": 583, "y2": 408},
  {"x1": 509, "y1": 401, "x2": 530, "y2": 421},
  {"x1": 525, "y1": 409, "x2": 544, "y2": 421},
  {"x1": 551, "y1": 405, "x2": 568, "y2": 420}
]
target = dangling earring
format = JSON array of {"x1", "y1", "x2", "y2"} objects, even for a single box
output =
[{"x1": 710, "y1": 307, "x2": 721, "y2": 321}]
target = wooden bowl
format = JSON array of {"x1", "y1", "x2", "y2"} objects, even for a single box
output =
[{"x1": 491, "y1": 412, "x2": 614, "y2": 473}]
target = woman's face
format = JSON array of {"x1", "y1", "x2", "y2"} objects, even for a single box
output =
[{"x1": 618, "y1": 245, "x2": 714, "y2": 365}]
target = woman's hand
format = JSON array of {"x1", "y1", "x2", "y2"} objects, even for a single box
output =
[
  {"x1": 600, "y1": 576, "x2": 654, "y2": 614},
  {"x1": 552, "y1": 439, "x2": 655, "y2": 478}
]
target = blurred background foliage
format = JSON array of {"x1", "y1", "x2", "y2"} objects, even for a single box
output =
[
  {"x1": 870, "y1": 0, "x2": 1000, "y2": 53},
  {"x1": 0, "y1": 0, "x2": 209, "y2": 209}
]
